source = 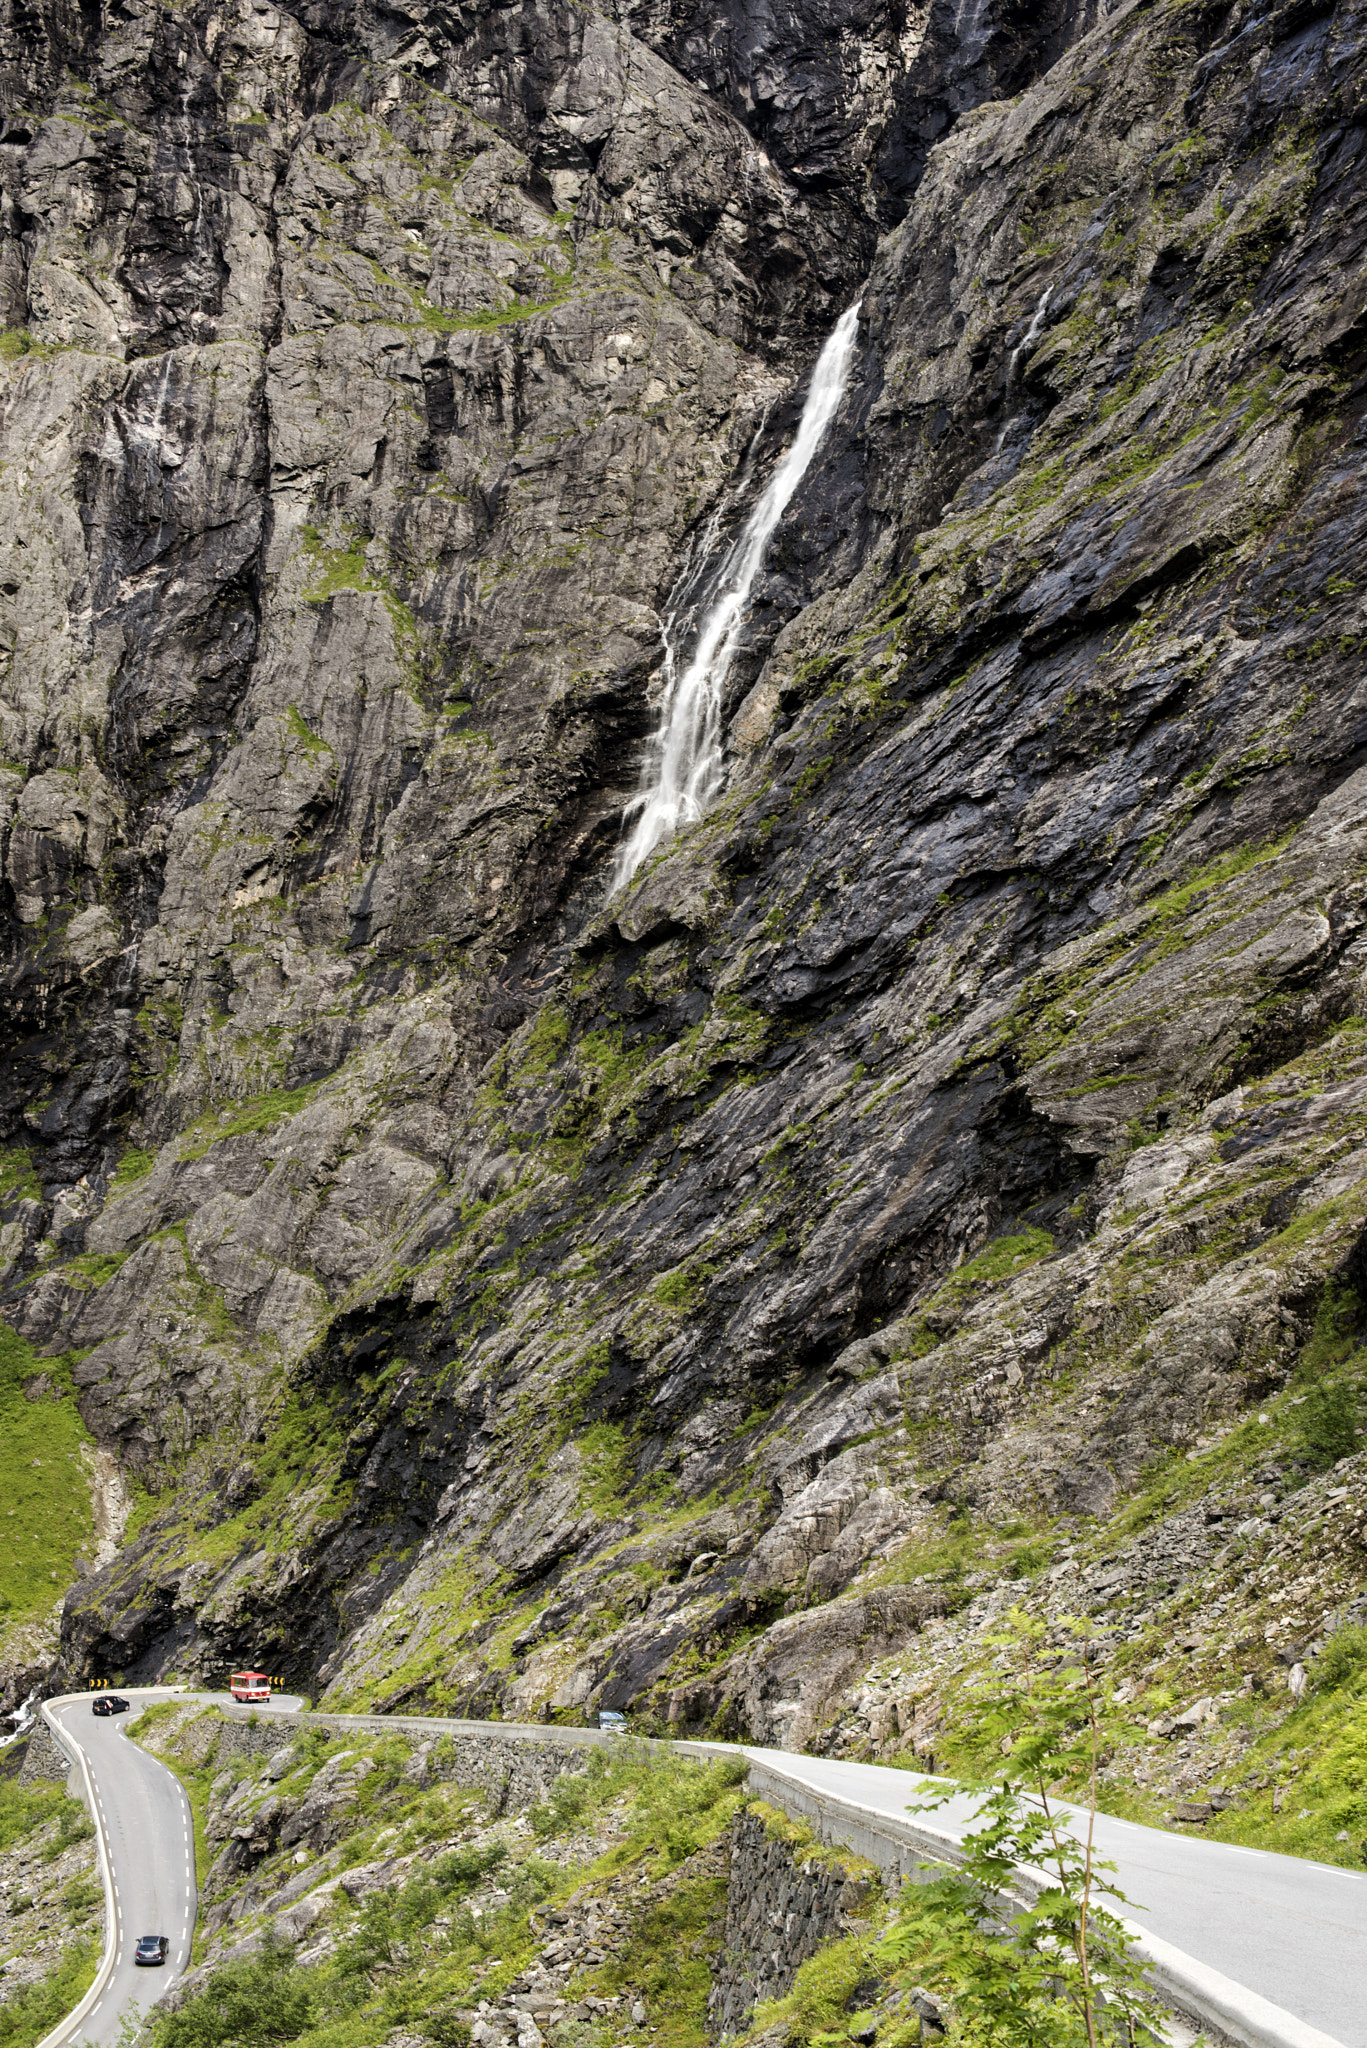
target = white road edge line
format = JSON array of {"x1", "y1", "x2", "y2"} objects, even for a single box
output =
[
  {"x1": 1124, "y1": 1919, "x2": 1351, "y2": 2048},
  {"x1": 32, "y1": 1687, "x2": 193, "y2": 2048},
  {"x1": 32, "y1": 1702, "x2": 119, "y2": 2048},
  {"x1": 736, "y1": 1752, "x2": 1354, "y2": 2048}
]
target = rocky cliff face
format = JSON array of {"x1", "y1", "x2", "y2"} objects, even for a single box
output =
[{"x1": 3, "y1": 0, "x2": 1367, "y2": 1792}]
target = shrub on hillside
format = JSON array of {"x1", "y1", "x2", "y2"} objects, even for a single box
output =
[
  {"x1": 154, "y1": 1939, "x2": 313, "y2": 2048},
  {"x1": 1298, "y1": 1379, "x2": 1361, "y2": 1468},
  {"x1": 1313, "y1": 1625, "x2": 1367, "y2": 1693}
]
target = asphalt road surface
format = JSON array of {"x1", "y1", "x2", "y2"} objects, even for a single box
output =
[
  {"x1": 42, "y1": 1691, "x2": 301, "y2": 2048},
  {"x1": 748, "y1": 1749, "x2": 1367, "y2": 2047}
]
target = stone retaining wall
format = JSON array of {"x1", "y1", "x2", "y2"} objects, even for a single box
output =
[
  {"x1": 18, "y1": 1717, "x2": 73, "y2": 1787},
  {"x1": 709, "y1": 1808, "x2": 872, "y2": 2037},
  {"x1": 158, "y1": 1708, "x2": 874, "y2": 2040}
]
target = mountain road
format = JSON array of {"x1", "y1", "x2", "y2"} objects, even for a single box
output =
[
  {"x1": 735, "y1": 1747, "x2": 1365, "y2": 2048},
  {"x1": 36, "y1": 1691, "x2": 301, "y2": 2048},
  {"x1": 31, "y1": 1695, "x2": 1363, "y2": 2048}
]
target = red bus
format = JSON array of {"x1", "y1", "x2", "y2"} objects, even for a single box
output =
[{"x1": 230, "y1": 1671, "x2": 271, "y2": 1703}]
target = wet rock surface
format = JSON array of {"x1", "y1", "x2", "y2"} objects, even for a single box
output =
[{"x1": 0, "y1": 0, "x2": 1365, "y2": 1827}]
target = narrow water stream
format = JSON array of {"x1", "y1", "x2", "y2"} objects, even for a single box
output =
[{"x1": 612, "y1": 301, "x2": 863, "y2": 889}]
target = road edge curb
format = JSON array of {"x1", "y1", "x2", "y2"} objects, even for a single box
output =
[
  {"x1": 32, "y1": 1700, "x2": 119, "y2": 2048},
  {"x1": 740, "y1": 1755, "x2": 1350, "y2": 2048},
  {"x1": 1122, "y1": 1922, "x2": 1348, "y2": 2048}
]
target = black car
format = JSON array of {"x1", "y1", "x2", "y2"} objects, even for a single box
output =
[
  {"x1": 134, "y1": 1936, "x2": 168, "y2": 1967},
  {"x1": 91, "y1": 1696, "x2": 129, "y2": 1717}
]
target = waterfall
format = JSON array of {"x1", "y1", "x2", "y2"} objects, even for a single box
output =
[
  {"x1": 0, "y1": 1688, "x2": 37, "y2": 1748},
  {"x1": 993, "y1": 285, "x2": 1053, "y2": 453},
  {"x1": 1006, "y1": 285, "x2": 1053, "y2": 395},
  {"x1": 612, "y1": 301, "x2": 863, "y2": 890}
]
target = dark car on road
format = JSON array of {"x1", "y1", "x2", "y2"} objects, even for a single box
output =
[
  {"x1": 91, "y1": 1696, "x2": 130, "y2": 1716},
  {"x1": 134, "y1": 1936, "x2": 168, "y2": 1966}
]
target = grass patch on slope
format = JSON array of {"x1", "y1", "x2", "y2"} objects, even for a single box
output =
[
  {"x1": 583, "y1": 1870, "x2": 725, "y2": 2048},
  {"x1": 0, "y1": 1941, "x2": 98, "y2": 2048},
  {"x1": 892, "y1": 1230, "x2": 1056, "y2": 1360},
  {"x1": 107, "y1": 1145, "x2": 157, "y2": 1196},
  {"x1": 0, "y1": 1147, "x2": 41, "y2": 1202},
  {"x1": 0, "y1": 1328, "x2": 95, "y2": 1623},
  {"x1": 1189, "y1": 1634, "x2": 1367, "y2": 1866},
  {"x1": 177, "y1": 1084, "x2": 323, "y2": 1162},
  {"x1": 125, "y1": 1376, "x2": 358, "y2": 1592},
  {"x1": 0, "y1": 1783, "x2": 100, "y2": 2048},
  {"x1": 0, "y1": 1779, "x2": 93, "y2": 1857},
  {"x1": 744, "y1": 1934, "x2": 884, "y2": 2048}
]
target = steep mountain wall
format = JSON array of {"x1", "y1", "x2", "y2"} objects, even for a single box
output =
[{"x1": 2, "y1": 0, "x2": 1367, "y2": 1814}]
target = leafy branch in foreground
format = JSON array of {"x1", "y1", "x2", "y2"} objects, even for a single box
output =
[{"x1": 881, "y1": 1610, "x2": 1162, "y2": 2048}]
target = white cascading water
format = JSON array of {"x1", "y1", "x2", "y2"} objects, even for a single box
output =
[
  {"x1": 992, "y1": 285, "x2": 1053, "y2": 455},
  {"x1": 613, "y1": 300, "x2": 863, "y2": 889},
  {"x1": 0, "y1": 1688, "x2": 36, "y2": 1748}
]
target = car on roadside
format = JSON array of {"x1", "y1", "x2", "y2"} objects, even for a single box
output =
[
  {"x1": 91, "y1": 1697, "x2": 129, "y2": 1717},
  {"x1": 134, "y1": 1936, "x2": 168, "y2": 1966}
]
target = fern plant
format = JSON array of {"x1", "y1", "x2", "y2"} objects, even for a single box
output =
[{"x1": 880, "y1": 1611, "x2": 1162, "y2": 2048}]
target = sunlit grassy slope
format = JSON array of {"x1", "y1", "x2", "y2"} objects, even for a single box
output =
[{"x1": 0, "y1": 1329, "x2": 95, "y2": 1625}]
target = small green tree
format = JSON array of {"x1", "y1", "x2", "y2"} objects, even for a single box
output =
[{"x1": 881, "y1": 1611, "x2": 1160, "y2": 2048}]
